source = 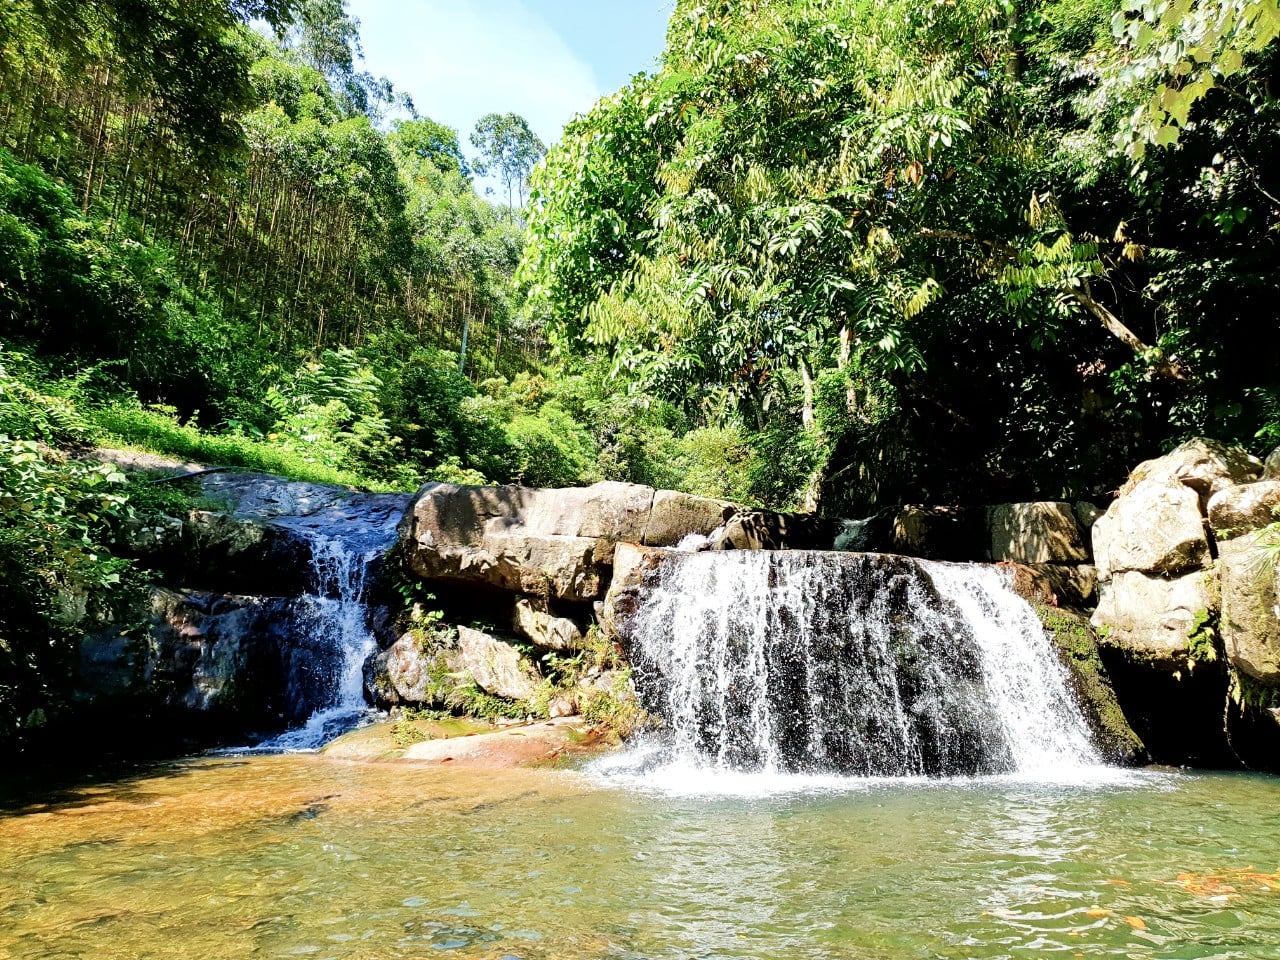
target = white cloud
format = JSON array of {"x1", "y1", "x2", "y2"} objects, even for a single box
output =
[{"x1": 350, "y1": 0, "x2": 603, "y2": 147}]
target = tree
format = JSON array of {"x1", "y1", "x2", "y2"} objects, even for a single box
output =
[
  {"x1": 1114, "y1": 0, "x2": 1280, "y2": 155},
  {"x1": 470, "y1": 112, "x2": 546, "y2": 213}
]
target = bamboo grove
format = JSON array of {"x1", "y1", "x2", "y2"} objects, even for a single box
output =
[{"x1": 0, "y1": 1, "x2": 528, "y2": 397}]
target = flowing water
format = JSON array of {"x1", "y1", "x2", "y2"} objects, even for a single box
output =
[
  {"x1": 253, "y1": 535, "x2": 382, "y2": 751},
  {"x1": 618, "y1": 551, "x2": 1099, "y2": 778},
  {"x1": 3, "y1": 755, "x2": 1280, "y2": 959}
]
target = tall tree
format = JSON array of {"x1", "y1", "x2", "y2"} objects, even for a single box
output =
[{"x1": 470, "y1": 112, "x2": 546, "y2": 213}]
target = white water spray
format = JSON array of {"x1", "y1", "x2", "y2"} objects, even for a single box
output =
[
  {"x1": 605, "y1": 550, "x2": 1103, "y2": 783},
  {"x1": 255, "y1": 535, "x2": 381, "y2": 752}
]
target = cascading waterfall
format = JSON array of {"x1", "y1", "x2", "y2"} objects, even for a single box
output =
[
  {"x1": 620, "y1": 550, "x2": 1100, "y2": 778},
  {"x1": 255, "y1": 534, "x2": 382, "y2": 751}
]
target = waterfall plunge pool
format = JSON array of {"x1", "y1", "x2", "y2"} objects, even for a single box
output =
[{"x1": 4, "y1": 754, "x2": 1280, "y2": 959}]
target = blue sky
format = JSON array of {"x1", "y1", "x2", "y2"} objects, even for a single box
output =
[{"x1": 346, "y1": 0, "x2": 674, "y2": 149}]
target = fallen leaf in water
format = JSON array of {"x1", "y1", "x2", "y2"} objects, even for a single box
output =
[
  {"x1": 1084, "y1": 909, "x2": 1110, "y2": 918},
  {"x1": 1124, "y1": 916, "x2": 1147, "y2": 930},
  {"x1": 1105, "y1": 879, "x2": 1131, "y2": 886}
]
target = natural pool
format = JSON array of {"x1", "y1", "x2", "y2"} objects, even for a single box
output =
[{"x1": 2, "y1": 755, "x2": 1280, "y2": 960}]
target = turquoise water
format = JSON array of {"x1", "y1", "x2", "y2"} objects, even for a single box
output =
[{"x1": 2, "y1": 755, "x2": 1279, "y2": 959}]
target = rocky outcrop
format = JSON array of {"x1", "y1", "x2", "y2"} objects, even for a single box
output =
[
  {"x1": 1093, "y1": 480, "x2": 1210, "y2": 579},
  {"x1": 1092, "y1": 569, "x2": 1215, "y2": 660},
  {"x1": 711, "y1": 510, "x2": 835, "y2": 550},
  {"x1": 79, "y1": 588, "x2": 292, "y2": 731},
  {"x1": 888, "y1": 505, "x2": 986, "y2": 561},
  {"x1": 111, "y1": 465, "x2": 411, "y2": 596},
  {"x1": 1265, "y1": 445, "x2": 1280, "y2": 480},
  {"x1": 1088, "y1": 442, "x2": 1241, "y2": 666},
  {"x1": 400, "y1": 481, "x2": 734, "y2": 601},
  {"x1": 1036, "y1": 606, "x2": 1147, "y2": 765},
  {"x1": 363, "y1": 632, "x2": 438, "y2": 706}
]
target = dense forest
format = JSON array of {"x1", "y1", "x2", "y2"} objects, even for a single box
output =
[{"x1": 2, "y1": 0, "x2": 1279, "y2": 748}]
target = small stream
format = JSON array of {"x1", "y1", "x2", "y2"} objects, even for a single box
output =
[{"x1": 2, "y1": 755, "x2": 1279, "y2": 959}]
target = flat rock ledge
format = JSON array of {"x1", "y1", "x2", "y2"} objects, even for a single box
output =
[{"x1": 323, "y1": 716, "x2": 599, "y2": 768}]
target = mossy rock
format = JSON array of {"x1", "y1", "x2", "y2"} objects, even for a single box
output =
[{"x1": 1037, "y1": 605, "x2": 1147, "y2": 765}]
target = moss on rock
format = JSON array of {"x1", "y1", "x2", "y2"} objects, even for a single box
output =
[{"x1": 1036, "y1": 604, "x2": 1147, "y2": 765}]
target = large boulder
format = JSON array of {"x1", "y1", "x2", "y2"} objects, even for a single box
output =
[
  {"x1": 364, "y1": 632, "x2": 437, "y2": 706},
  {"x1": 643, "y1": 490, "x2": 735, "y2": 546},
  {"x1": 513, "y1": 596, "x2": 584, "y2": 652},
  {"x1": 1219, "y1": 534, "x2": 1280, "y2": 684},
  {"x1": 712, "y1": 510, "x2": 834, "y2": 551},
  {"x1": 1092, "y1": 480, "x2": 1210, "y2": 578},
  {"x1": 889, "y1": 505, "x2": 986, "y2": 561},
  {"x1": 401, "y1": 481, "x2": 736, "y2": 601},
  {"x1": 1026, "y1": 563, "x2": 1098, "y2": 608},
  {"x1": 1091, "y1": 569, "x2": 1215, "y2": 664},
  {"x1": 987, "y1": 502, "x2": 1089, "y2": 564},
  {"x1": 1118, "y1": 438, "x2": 1262, "y2": 511},
  {"x1": 1207, "y1": 480, "x2": 1280, "y2": 540},
  {"x1": 451, "y1": 626, "x2": 541, "y2": 701}
]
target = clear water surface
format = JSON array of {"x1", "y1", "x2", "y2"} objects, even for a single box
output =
[{"x1": 3, "y1": 755, "x2": 1280, "y2": 959}]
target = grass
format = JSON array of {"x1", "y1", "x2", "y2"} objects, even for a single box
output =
[{"x1": 91, "y1": 403, "x2": 405, "y2": 491}]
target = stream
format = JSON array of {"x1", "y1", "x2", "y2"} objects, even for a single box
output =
[{"x1": 2, "y1": 754, "x2": 1279, "y2": 959}]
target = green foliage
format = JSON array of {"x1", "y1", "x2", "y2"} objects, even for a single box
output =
[
  {"x1": 390, "y1": 718, "x2": 429, "y2": 748},
  {"x1": 1113, "y1": 0, "x2": 1280, "y2": 156},
  {"x1": 520, "y1": 0, "x2": 1280, "y2": 512},
  {"x1": 1186, "y1": 608, "x2": 1221, "y2": 668},
  {"x1": 90, "y1": 400, "x2": 395, "y2": 489},
  {"x1": 0, "y1": 351, "x2": 133, "y2": 751}
]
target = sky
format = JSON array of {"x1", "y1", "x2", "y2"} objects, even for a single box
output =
[{"x1": 346, "y1": 0, "x2": 674, "y2": 151}]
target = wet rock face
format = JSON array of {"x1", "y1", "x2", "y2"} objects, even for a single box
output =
[
  {"x1": 400, "y1": 481, "x2": 734, "y2": 602},
  {"x1": 114, "y1": 470, "x2": 412, "y2": 597},
  {"x1": 604, "y1": 544, "x2": 1105, "y2": 776},
  {"x1": 79, "y1": 588, "x2": 292, "y2": 732}
]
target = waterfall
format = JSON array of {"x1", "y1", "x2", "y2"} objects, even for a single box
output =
[
  {"x1": 254, "y1": 534, "x2": 382, "y2": 752},
  {"x1": 621, "y1": 551, "x2": 1100, "y2": 778}
]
